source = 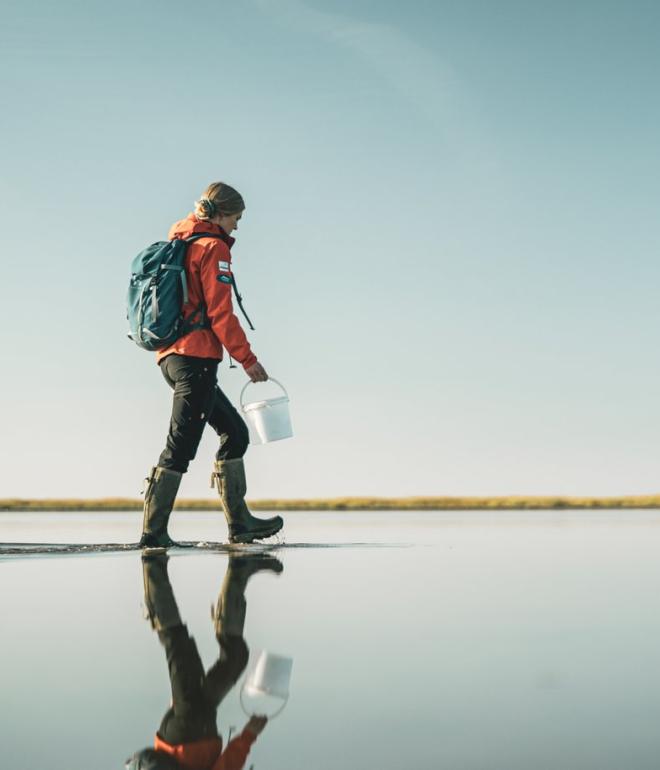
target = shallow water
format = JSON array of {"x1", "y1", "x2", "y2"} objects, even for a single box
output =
[{"x1": 3, "y1": 510, "x2": 660, "y2": 770}]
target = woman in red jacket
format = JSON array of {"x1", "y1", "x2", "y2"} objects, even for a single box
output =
[
  {"x1": 139, "y1": 182, "x2": 283, "y2": 549},
  {"x1": 125, "y1": 551, "x2": 280, "y2": 770}
]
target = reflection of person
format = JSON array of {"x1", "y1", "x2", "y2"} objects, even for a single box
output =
[
  {"x1": 138, "y1": 181, "x2": 284, "y2": 549},
  {"x1": 126, "y1": 553, "x2": 282, "y2": 770}
]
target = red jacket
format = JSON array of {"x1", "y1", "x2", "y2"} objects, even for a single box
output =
[
  {"x1": 155, "y1": 214, "x2": 258, "y2": 371},
  {"x1": 154, "y1": 730, "x2": 257, "y2": 770}
]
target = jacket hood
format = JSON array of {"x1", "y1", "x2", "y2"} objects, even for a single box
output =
[{"x1": 168, "y1": 213, "x2": 235, "y2": 247}]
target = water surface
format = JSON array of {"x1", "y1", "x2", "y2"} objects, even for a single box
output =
[{"x1": 2, "y1": 510, "x2": 660, "y2": 770}]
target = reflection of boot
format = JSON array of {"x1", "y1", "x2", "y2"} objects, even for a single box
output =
[
  {"x1": 213, "y1": 554, "x2": 284, "y2": 638},
  {"x1": 141, "y1": 553, "x2": 183, "y2": 631},
  {"x1": 211, "y1": 458, "x2": 283, "y2": 543},
  {"x1": 139, "y1": 466, "x2": 183, "y2": 549}
]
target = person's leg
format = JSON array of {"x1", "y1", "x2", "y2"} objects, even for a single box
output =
[
  {"x1": 207, "y1": 385, "x2": 250, "y2": 461},
  {"x1": 142, "y1": 553, "x2": 183, "y2": 631},
  {"x1": 158, "y1": 356, "x2": 219, "y2": 472},
  {"x1": 157, "y1": 626, "x2": 219, "y2": 744},
  {"x1": 140, "y1": 355, "x2": 218, "y2": 548},
  {"x1": 140, "y1": 467, "x2": 183, "y2": 549},
  {"x1": 203, "y1": 554, "x2": 283, "y2": 706},
  {"x1": 207, "y1": 385, "x2": 283, "y2": 544},
  {"x1": 140, "y1": 554, "x2": 218, "y2": 743}
]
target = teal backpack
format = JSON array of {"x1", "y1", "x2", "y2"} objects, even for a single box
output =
[
  {"x1": 126, "y1": 233, "x2": 254, "y2": 351},
  {"x1": 126, "y1": 233, "x2": 220, "y2": 351}
]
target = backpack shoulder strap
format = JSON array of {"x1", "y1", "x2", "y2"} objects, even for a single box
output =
[{"x1": 181, "y1": 233, "x2": 256, "y2": 330}]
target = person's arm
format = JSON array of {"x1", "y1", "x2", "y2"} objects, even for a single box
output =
[
  {"x1": 212, "y1": 718, "x2": 266, "y2": 770},
  {"x1": 199, "y1": 244, "x2": 258, "y2": 372}
]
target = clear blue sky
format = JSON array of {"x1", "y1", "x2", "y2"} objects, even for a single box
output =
[{"x1": 2, "y1": 0, "x2": 660, "y2": 499}]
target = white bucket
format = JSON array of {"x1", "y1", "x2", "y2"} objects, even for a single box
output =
[
  {"x1": 240, "y1": 378, "x2": 293, "y2": 444},
  {"x1": 243, "y1": 651, "x2": 293, "y2": 700},
  {"x1": 241, "y1": 650, "x2": 293, "y2": 718}
]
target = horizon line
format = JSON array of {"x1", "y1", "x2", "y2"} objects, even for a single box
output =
[{"x1": 3, "y1": 495, "x2": 660, "y2": 512}]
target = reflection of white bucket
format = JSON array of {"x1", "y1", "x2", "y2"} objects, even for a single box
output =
[
  {"x1": 241, "y1": 651, "x2": 293, "y2": 718},
  {"x1": 244, "y1": 651, "x2": 293, "y2": 698},
  {"x1": 240, "y1": 379, "x2": 293, "y2": 444}
]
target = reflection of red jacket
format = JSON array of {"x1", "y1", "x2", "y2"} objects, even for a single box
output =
[
  {"x1": 154, "y1": 730, "x2": 257, "y2": 770},
  {"x1": 155, "y1": 214, "x2": 258, "y2": 371}
]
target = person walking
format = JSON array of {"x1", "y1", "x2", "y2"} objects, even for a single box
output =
[
  {"x1": 138, "y1": 182, "x2": 283, "y2": 549},
  {"x1": 125, "y1": 551, "x2": 281, "y2": 769}
]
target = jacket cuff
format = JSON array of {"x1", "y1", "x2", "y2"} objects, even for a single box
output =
[{"x1": 241, "y1": 352, "x2": 258, "y2": 371}]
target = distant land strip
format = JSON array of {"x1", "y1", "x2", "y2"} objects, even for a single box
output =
[{"x1": 2, "y1": 496, "x2": 660, "y2": 512}]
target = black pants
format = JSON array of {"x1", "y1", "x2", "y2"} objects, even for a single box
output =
[
  {"x1": 157, "y1": 625, "x2": 249, "y2": 744},
  {"x1": 158, "y1": 354, "x2": 250, "y2": 474}
]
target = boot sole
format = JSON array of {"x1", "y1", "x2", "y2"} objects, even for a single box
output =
[
  {"x1": 141, "y1": 545, "x2": 168, "y2": 554},
  {"x1": 229, "y1": 521, "x2": 284, "y2": 544},
  {"x1": 140, "y1": 538, "x2": 193, "y2": 551}
]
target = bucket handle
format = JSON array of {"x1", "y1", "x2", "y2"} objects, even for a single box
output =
[
  {"x1": 240, "y1": 378, "x2": 289, "y2": 411},
  {"x1": 240, "y1": 681, "x2": 289, "y2": 720}
]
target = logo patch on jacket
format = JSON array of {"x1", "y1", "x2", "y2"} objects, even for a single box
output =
[
  {"x1": 217, "y1": 274, "x2": 232, "y2": 284},
  {"x1": 217, "y1": 260, "x2": 230, "y2": 272}
]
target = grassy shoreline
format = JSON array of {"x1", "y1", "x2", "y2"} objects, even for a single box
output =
[{"x1": 2, "y1": 496, "x2": 660, "y2": 512}]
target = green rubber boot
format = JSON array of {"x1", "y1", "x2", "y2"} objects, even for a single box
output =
[
  {"x1": 210, "y1": 458, "x2": 283, "y2": 544},
  {"x1": 213, "y1": 554, "x2": 284, "y2": 637},
  {"x1": 139, "y1": 466, "x2": 183, "y2": 550},
  {"x1": 141, "y1": 553, "x2": 183, "y2": 631}
]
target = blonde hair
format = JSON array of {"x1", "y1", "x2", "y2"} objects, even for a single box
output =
[{"x1": 194, "y1": 182, "x2": 245, "y2": 220}]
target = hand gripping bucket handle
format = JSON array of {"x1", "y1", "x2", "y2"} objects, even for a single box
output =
[{"x1": 239, "y1": 378, "x2": 289, "y2": 410}]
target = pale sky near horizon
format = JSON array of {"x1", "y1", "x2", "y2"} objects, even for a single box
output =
[{"x1": 1, "y1": 0, "x2": 660, "y2": 499}]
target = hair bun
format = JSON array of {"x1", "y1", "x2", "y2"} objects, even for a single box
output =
[
  {"x1": 201, "y1": 197, "x2": 217, "y2": 216},
  {"x1": 194, "y1": 197, "x2": 217, "y2": 219},
  {"x1": 195, "y1": 183, "x2": 245, "y2": 220}
]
